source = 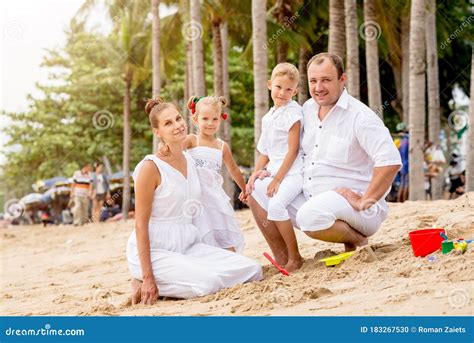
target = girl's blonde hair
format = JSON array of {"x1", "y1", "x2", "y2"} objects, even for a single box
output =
[
  {"x1": 270, "y1": 62, "x2": 299, "y2": 81},
  {"x1": 144, "y1": 96, "x2": 182, "y2": 156},
  {"x1": 187, "y1": 95, "x2": 228, "y2": 119}
]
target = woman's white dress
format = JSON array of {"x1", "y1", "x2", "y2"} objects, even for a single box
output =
[
  {"x1": 126, "y1": 153, "x2": 262, "y2": 299},
  {"x1": 187, "y1": 140, "x2": 245, "y2": 252}
]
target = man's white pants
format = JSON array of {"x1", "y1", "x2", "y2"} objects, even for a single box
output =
[{"x1": 251, "y1": 177, "x2": 387, "y2": 237}]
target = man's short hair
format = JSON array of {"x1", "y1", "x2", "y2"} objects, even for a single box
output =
[{"x1": 307, "y1": 53, "x2": 344, "y2": 79}]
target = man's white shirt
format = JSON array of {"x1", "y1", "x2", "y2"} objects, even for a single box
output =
[{"x1": 301, "y1": 89, "x2": 401, "y2": 209}]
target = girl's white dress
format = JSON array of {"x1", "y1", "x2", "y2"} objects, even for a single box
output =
[
  {"x1": 126, "y1": 153, "x2": 262, "y2": 299},
  {"x1": 187, "y1": 138, "x2": 246, "y2": 252}
]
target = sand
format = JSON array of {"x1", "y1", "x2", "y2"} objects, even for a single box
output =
[{"x1": 1, "y1": 193, "x2": 473, "y2": 316}]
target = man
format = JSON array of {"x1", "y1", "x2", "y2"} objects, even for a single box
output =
[
  {"x1": 248, "y1": 53, "x2": 401, "y2": 267},
  {"x1": 70, "y1": 162, "x2": 93, "y2": 226}
]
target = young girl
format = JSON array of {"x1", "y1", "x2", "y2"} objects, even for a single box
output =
[
  {"x1": 184, "y1": 95, "x2": 246, "y2": 252},
  {"x1": 247, "y1": 63, "x2": 304, "y2": 272}
]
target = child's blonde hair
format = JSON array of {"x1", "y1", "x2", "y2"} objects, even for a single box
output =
[
  {"x1": 187, "y1": 95, "x2": 228, "y2": 119},
  {"x1": 270, "y1": 62, "x2": 299, "y2": 82}
]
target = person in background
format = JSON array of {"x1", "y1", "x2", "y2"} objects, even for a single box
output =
[
  {"x1": 447, "y1": 154, "x2": 465, "y2": 199},
  {"x1": 91, "y1": 162, "x2": 110, "y2": 223},
  {"x1": 70, "y1": 162, "x2": 93, "y2": 226},
  {"x1": 396, "y1": 123, "x2": 409, "y2": 203}
]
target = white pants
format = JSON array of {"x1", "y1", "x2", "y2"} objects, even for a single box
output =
[
  {"x1": 252, "y1": 177, "x2": 387, "y2": 237},
  {"x1": 267, "y1": 174, "x2": 303, "y2": 221},
  {"x1": 128, "y1": 242, "x2": 262, "y2": 299}
]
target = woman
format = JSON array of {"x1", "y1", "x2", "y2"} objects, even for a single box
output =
[
  {"x1": 91, "y1": 162, "x2": 110, "y2": 222},
  {"x1": 126, "y1": 97, "x2": 262, "y2": 305}
]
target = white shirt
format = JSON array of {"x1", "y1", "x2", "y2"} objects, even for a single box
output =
[
  {"x1": 301, "y1": 89, "x2": 401, "y2": 207},
  {"x1": 257, "y1": 100, "x2": 304, "y2": 176}
]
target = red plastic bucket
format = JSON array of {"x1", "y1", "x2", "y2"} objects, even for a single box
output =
[{"x1": 409, "y1": 228, "x2": 446, "y2": 257}]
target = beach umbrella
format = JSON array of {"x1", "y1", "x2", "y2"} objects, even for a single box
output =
[
  {"x1": 20, "y1": 193, "x2": 44, "y2": 205},
  {"x1": 33, "y1": 176, "x2": 69, "y2": 192},
  {"x1": 41, "y1": 186, "x2": 71, "y2": 203}
]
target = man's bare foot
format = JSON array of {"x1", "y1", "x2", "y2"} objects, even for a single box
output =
[
  {"x1": 274, "y1": 254, "x2": 288, "y2": 267},
  {"x1": 131, "y1": 278, "x2": 142, "y2": 305},
  {"x1": 284, "y1": 257, "x2": 304, "y2": 272},
  {"x1": 344, "y1": 236, "x2": 368, "y2": 252}
]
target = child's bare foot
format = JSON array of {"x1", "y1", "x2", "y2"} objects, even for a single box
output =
[
  {"x1": 284, "y1": 257, "x2": 304, "y2": 272},
  {"x1": 131, "y1": 278, "x2": 142, "y2": 305},
  {"x1": 274, "y1": 254, "x2": 288, "y2": 267},
  {"x1": 344, "y1": 236, "x2": 368, "y2": 252}
]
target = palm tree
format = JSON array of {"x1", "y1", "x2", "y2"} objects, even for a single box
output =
[
  {"x1": 190, "y1": 0, "x2": 206, "y2": 96},
  {"x1": 363, "y1": 0, "x2": 382, "y2": 117},
  {"x1": 328, "y1": 0, "x2": 345, "y2": 58},
  {"x1": 344, "y1": 0, "x2": 359, "y2": 99},
  {"x1": 273, "y1": 0, "x2": 293, "y2": 63},
  {"x1": 466, "y1": 48, "x2": 474, "y2": 192},
  {"x1": 401, "y1": 12, "x2": 410, "y2": 124},
  {"x1": 298, "y1": 47, "x2": 309, "y2": 104},
  {"x1": 220, "y1": 20, "x2": 235, "y2": 204},
  {"x1": 151, "y1": 0, "x2": 161, "y2": 153},
  {"x1": 425, "y1": 0, "x2": 442, "y2": 199},
  {"x1": 408, "y1": 0, "x2": 426, "y2": 201},
  {"x1": 252, "y1": 0, "x2": 269, "y2": 165}
]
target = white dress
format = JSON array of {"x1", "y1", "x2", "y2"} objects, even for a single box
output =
[
  {"x1": 187, "y1": 139, "x2": 246, "y2": 252},
  {"x1": 126, "y1": 153, "x2": 262, "y2": 299}
]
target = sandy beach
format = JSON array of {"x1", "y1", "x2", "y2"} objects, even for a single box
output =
[{"x1": 1, "y1": 193, "x2": 473, "y2": 316}]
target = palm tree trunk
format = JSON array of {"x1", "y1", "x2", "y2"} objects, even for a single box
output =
[
  {"x1": 408, "y1": 0, "x2": 426, "y2": 201},
  {"x1": 190, "y1": 0, "x2": 206, "y2": 96},
  {"x1": 466, "y1": 49, "x2": 474, "y2": 192},
  {"x1": 344, "y1": 0, "x2": 360, "y2": 99},
  {"x1": 298, "y1": 47, "x2": 309, "y2": 104},
  {"x1": 363, "y1": 0, "x2": 382, "y2": 117},
  {"x1": 122, "y1": 72, "x2": 132, "y2": 219},
  {"x1": 252, "y1": 0, "x2": 269, "y2": 166},
  {"x1": 401, "y1": 13, "x2": 410, "y2": 124},
  {"x1": 212, "y1": 20, "x2": 224, "y2": 99},
  {"x1": 275, "y1": 0, "x2": 290, "y2": 63},
  {"x1": 220, "y1": 21, "x2": 235, "y2": 206},
  {"x1": 425, "y1": 0, "x2": 442, "y2": 199},
  {"x1": 328, "y1": 0, "x2": 346, "y2": 58},
  {"x1": 185, "y1": 41, "x2": 194, "y2": 133},
  {"x1": 151, "y1": 0, "x2": 160, "y2": 153}
]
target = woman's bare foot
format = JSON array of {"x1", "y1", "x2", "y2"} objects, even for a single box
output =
[
  {"x1": 225, "y1": 247, "x2": 236, "y2": 252},
  {"x1": 131, "y1": 278, "x2": 142, "y2": 305},
  {"x1": 284, "y1": 257, "x2": 304, "y2": 272},
  {"x1": 344, "y1": 236, "x2": 368, "y2": 252}
]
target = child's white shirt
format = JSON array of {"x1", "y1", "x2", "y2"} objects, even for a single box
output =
[{"x1": 256, "y1": 100, "x2": 304, "y2": 176}]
